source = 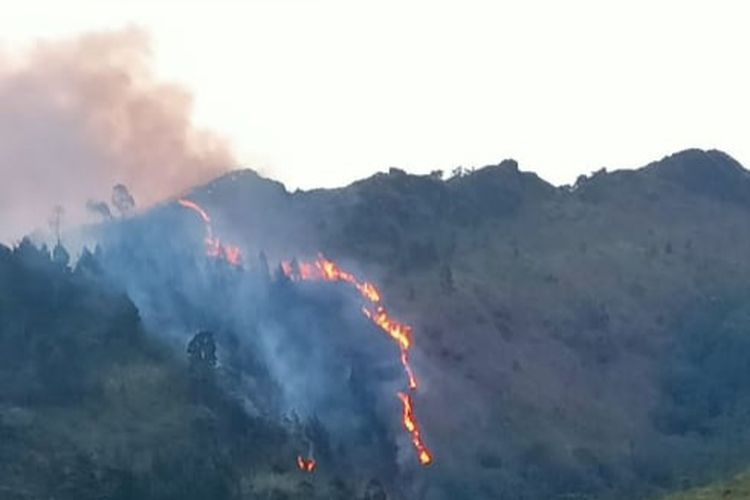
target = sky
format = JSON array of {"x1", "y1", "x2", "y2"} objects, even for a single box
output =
[{"x1": 1, "y1": 0, "x2": 749, "y2": 191}]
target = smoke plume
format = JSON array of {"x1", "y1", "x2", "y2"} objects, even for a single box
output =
[{"x1": 0, "y1": 28, "x2": 235, "y2": 243}]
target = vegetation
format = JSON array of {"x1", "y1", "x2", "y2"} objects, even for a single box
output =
[
  {"x1": 0, "y1": 240, "x2": 373, "y2": 499},
  {"x1": 662, "y1": 469, "x2": 750, "y2": 500},
  {"x1": 8, "y1": 148, "x2": 750, "y2": 498},
  {"x1": 158, "y1": 149, "x2": 750, "y2": 498}
]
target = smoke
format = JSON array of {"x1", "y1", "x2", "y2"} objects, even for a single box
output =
[
  {"x1": 0, "y1": 28, "x2": 235, "y2": 243},
  {"x1": 88, "y1": 204, "x2": 406, "y2": 487}
]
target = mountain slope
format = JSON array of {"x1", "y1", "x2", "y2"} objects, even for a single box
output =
[
  {"x1": 126, "y1": 148, "x2": 750, "y2": 499},
  {"x1": 0, "y1": 241, "x2": 373, "y2": 500}
]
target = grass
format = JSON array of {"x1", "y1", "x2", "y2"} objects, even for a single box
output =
[{"x1": 663, "y1": 469, "x2": 750, "y2": 499}]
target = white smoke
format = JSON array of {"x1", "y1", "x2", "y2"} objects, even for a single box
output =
[{"x1": 0, "y1": 27, "x2": 235, "y2": 243}]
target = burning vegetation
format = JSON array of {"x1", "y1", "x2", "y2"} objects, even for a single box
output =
[
  {"x1": 178, "y1": 198, "x2": 242, "y2": 266},
  {"x1": 177, "y1": 198, "x2": 433, "y2": 470},
  {"x1": 280, "y1": 255, "x2": 433, "y2": 467}
]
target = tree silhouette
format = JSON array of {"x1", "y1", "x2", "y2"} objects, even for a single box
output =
[
  {"x1": 187, "y1": 331, "x2": 217, "y2": 401},
  {"x1": 111, "y1": 184, "x2": 135, "y2": 216}
]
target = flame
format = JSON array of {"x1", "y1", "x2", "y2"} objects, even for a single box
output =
[
  {"x1": 358, "y1": 281, "x2": 381, "y2": 303},
  {"x1": 222, "y1": 244, "x2": 242, "y2": 266},
  {"x1": 401, "y1": 350, "x2": 418, "y2": 390},
  {"x1": 361, "y1": 305, "x2": 412, "y2": 350},
  {"x1": 296, "y1": 455, "x2": 316, "y2": 473},
  {"x1": 177, "y1": 198, "x2": 241, "y2": 266},
  {"x1": 281, "y1": 254, "x2": 433, "y2": 466},
  {"x1": 177, "y1": 198, "x2": 211, "y2": 224},
  {"x1": 172, "y1": 203, "x2": 434, "y2": 469},
  {"x1": 398, "y1": 392, "x2": 433, "y2": 466}
]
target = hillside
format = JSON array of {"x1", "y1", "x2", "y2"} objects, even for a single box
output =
[
  {"x1": 7, "y1": 148, "x2": 750, "y2": 499},
  {"x1": 0, "y1": 241, "x2": 378, "y2": 500},
  {"x1": 121, "y1": 148, "x2": 750, "y2": 499}
]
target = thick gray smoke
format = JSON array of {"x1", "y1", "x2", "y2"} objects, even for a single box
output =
[{"x1": 0, "y1": 28, "x2": 235, "y2": 243}]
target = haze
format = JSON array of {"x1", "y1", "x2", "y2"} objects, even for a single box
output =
[{"x1": 1, "y1": 0, "x2": 749, "y2": 241}]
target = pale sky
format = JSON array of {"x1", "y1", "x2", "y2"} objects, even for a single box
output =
[{"x1": 1, "y1": 0, "x2": 749, "y2": 190}]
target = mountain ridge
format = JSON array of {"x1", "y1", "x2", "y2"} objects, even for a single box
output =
[{"x1": 188, "y1": 147, "x2": 747, "y2": 203}]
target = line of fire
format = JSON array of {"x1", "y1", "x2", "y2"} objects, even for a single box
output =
[{"x1": 178, "y1": 198, "x2": 433, "y2": 472}]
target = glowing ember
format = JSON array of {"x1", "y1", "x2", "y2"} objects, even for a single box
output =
[
  {"x1": 297, "y1": 456, "x2": 316, "y2": 473},
  {"x1": 281, "y1": 254, "x2": 433, "y2": 466},
  {"x1": 297, "y1": 455, "x2": 316, "y2": 473},
  {"x1": 222, "y1": 244, "x2": 242, "y2": 266},
  {"x1": 177, "y1": 198, "x2": 241, "y2": 266}
]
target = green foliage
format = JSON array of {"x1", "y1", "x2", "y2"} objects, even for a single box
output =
[
  {"x1": 0, "y1": 243, "x2": 358, "y2": 499},
  {"x1": 654, "y1": 298, "x2": 750, "y2": 437}
]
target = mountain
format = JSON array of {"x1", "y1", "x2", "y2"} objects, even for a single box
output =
[
  {"x1": 164, "y1": 148, "x2": 750, "y2": 498},
  {"x1": 7, "y1": 148, "x2": 750, "y2": 499}
]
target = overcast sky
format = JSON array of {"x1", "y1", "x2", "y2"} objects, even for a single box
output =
[{"x1": 1, "y1": 0, "x2": 748, "y2": 190}]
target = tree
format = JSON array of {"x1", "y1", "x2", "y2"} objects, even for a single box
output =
[
  {"x1": 52, "y1": 241, "x2": 70, "y2": 269},
  {"x1": 111, "y1": 184, "x2": 136, "y2": 216},
  {"x1": 74, "y1": 247, "x2": 102, "y2": 277},
  {"x1": 187, "y1": 331, "x2": 218, "y2": 401},
  {"x1": 440, "y1": 263, "x2": 455, "y2": 294},
  {"x1": 49, "y1": 205, "x2": 65, "y2": 242},
  {"x1": 187, "y1": 331, "x2": 217, "y2": 372},
  {"x1": 258, "y1": 251, "x2": 270, "y2": 281},
  {"x1": 363, "y1": 479, "x2": 387, "y2": 500}
]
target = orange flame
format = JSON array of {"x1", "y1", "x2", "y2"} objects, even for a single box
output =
[
  {"x1": 173, "y1": 203, "x2": 433, "y2": 469},
  {"x1": 361, "y1": 305, "x2": 412, "y2": 350},
  {"x1": 296, "y1": 455, "x2": 316, "y2": 473},
  {"x1": 398, "y1": 392, "x2": 433, "y2": 466},
  {"x1": 178, "y1": 198, "x2": 241, "y2": 266},
  {"x1": 281, "y1": 254, "x2": 432, "y2": 466},
  {"x1": 401, "y1": 349, "x2": 418, "y2": 391}
]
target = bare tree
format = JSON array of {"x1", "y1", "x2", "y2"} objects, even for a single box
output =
[{"x1": 49, "y1": 205, "x2": 65, "y2": 243}]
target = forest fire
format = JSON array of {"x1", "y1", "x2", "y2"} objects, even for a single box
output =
[
  {"x1": 401, "y1": 350, "x2": 418, "y2": 391},
  {"x1": 398, "y1": 392, "x2": 433, "y2": 466},
  {"x1": 296, "y1": 455, "x2": 316, "y2": 473},
  {"x1": 176, "y1": 201, "x2": 433, "y2": 469},
  {"x1": 282, "y1": 254, "x2": 433, "y2": 467},
  {"x1": 177, "y1": 198, "x2": 241, "y2": 266}
]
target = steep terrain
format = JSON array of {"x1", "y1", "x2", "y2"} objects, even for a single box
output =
[
  {"x1": 146, "y1": 148, "x2": 750, "y2": 498},
  {"x1": 6, "y1": 148, "x2": 750, "y2": 499}
]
